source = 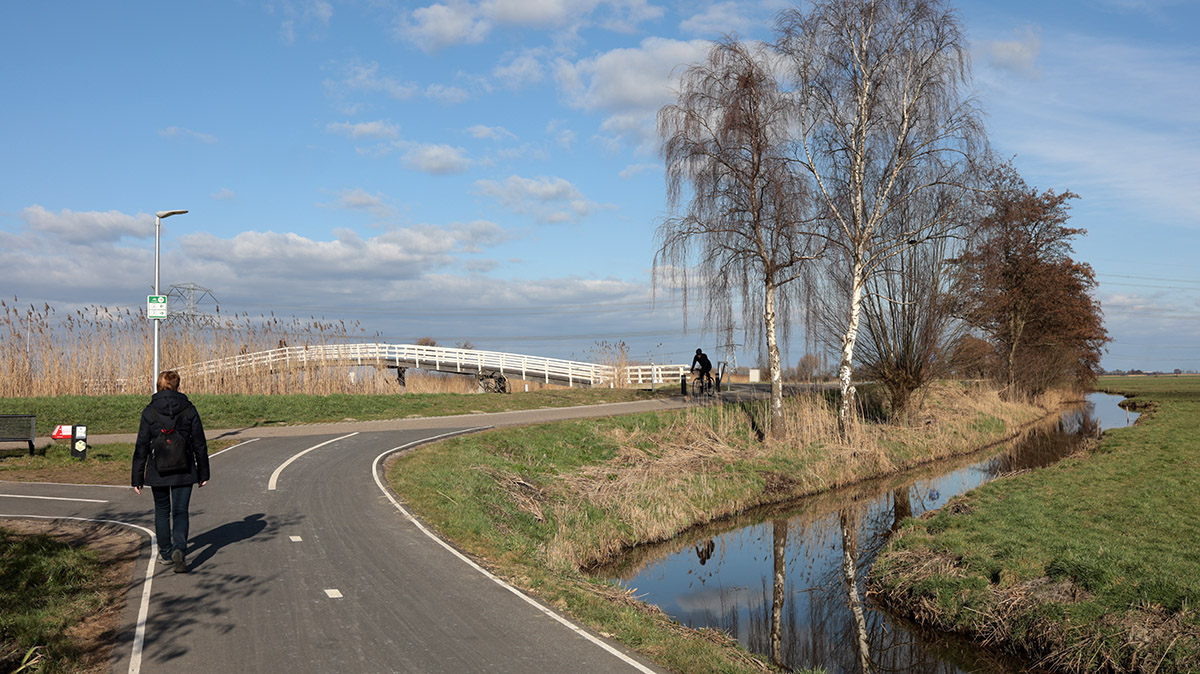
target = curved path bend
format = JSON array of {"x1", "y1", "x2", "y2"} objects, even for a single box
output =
[{"x1": 1, "y1": 399, "x2": 689, "y2": 674}]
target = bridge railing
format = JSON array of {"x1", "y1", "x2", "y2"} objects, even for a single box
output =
[
  {"x1": 180, "y1": 343, "x2": 662, "y2": 388},
  {"x1": 180, "y1": 343, "x2": 693, "y2": 388},
  {"x1": 622, "y1": 364, "x2": 691, "y2": 385}
]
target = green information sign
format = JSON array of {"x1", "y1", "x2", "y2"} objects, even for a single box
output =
[{"x1": 147, "y1": 295, "x2": 168, "y2": 319}]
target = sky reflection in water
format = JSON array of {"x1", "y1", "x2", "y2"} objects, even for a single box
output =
[{"x1": 603, "y1": 393, "x2": 1136, "y2": 673}]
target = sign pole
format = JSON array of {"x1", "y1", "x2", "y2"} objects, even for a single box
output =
[
  {"x1": 151, "y1": 210, "x2": 187, "y2": 394},
  {"x1": 153, "y1": 215, "x2": 161, "y2": 394}
]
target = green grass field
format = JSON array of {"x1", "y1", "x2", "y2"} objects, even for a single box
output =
[
  {"x1": 0, "y1": 388, "x2": 663, "y2": 437},
  {"x1": 869, "y1": 375, "x2": 1200, "y2": 673}
]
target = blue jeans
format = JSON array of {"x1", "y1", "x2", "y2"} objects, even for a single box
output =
[{"x1": 151, "y1": 485, "x2": 193, "y2": 559}]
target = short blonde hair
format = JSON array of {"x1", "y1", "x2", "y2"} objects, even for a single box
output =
[{"x1": 157, "y1": 370, "x2": 181, "y2": 392}]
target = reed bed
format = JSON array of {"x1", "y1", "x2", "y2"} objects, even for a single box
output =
[{"x1": 0, "y1": 298, "x2": 532, "y2": 397}]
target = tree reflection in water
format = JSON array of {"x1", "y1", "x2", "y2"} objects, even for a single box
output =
[{"x1": 601, "y1": 394, "x2": 1133, "y2": 673}]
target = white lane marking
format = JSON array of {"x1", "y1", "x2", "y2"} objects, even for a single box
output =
[
  {"x1": 0, "y1": 514, "x2": 156, "y2": 674},
  {"x1": 325, "y1": 589, "x2": 343, "y2": 598},
  {"x1": 209, "y1": 437, "x2": 260, "y2": 458},
  {"x1": 0, "y1": 480, "x2": 130, "y2": 489},
  {"x1": 0, "y1": 494, "x2": 108, "y2": 503},
  {"x1": 268, "y1": 433, "x2": 359, "y2": 491},
  {"x1": 371, "y1": 430, "x2": 658, "y2": 674},
  {"x1": 289, "y1": 535, "x2": 302, "y2": 542}
]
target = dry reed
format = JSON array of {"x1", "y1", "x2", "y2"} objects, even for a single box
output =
[
  {"x1": 543, "y1": 381, "x2": 1050, "y2": 569},
  {"x1": 2, "y1": 298, "x2": 589, "y2": 397}
]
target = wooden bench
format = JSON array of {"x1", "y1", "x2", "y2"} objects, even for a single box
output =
[{"x1": 0, "y1": 414, "x2": 36, "y2": 456}]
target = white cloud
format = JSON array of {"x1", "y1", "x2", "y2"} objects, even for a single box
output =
[
  {"x1": 158, "y1": 126, "x2": 217, "y2": 144},
  {"x1": 981, "y1": 26, "x2": 1042, "y2": 78},
  {"x1": 402, "y1": 143, "x2": 472, "y2": 174},
  {"x1": 981, "y1": 33, "x2": 1200, "y2": 227},
  {"x1": 619, "y1": 163, "x2": 657, "y2": 179},
  {"x1": 324, "y1": 60, "x2": 418, "y2": 101},
  {"x1": 483, "y1": 0, "x2": 573, "y2": 27},
  {"x1": 493, "y1": 49, "x2": 547, "y2": 89},
  {"x1": 319, "y1": 188, "x2": 398, "y2": 218},
  {"x1": 426, "y1": 83, "x2": 470, "y2": 104},
  {"x1": 271, "y1": 0, "x2": 333, "y2": 44},
  {"x1": 556, "y1": 37, "x2": 711, "y2": 149},
  {"x1": 546, "y1": 119, "x2": 576, "y2": 149},
  {"x1": 326, "y1": 120, "x2": 400, "y2": 139},
  {"x1": 401, "y1": 2, "x2": 490, "y2": 51},
  {"x1": 21, "y1": 205, "x2": 151, "y2": 243},
  {"x1": 679, "y1": 1, "x2": 753, "y2": 36},
  {"x1": 307, "y1": 0, "x2": 333, "y2": 24},
  {"x1": 212, "y1": 188, "x2": 236, "y2": 201},
  {"x1": 467, "y1": 124, "x2": 517, "y2": 140},
  {"x1": 475, "y1": 174, "x2": 598, "y2": 223},
  {"x1": 399, "y1": 0, "x2": 665, "y2": 51}
]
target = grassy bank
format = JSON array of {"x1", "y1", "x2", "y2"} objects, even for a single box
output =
[
  {"x1": 0, "y1": 521, "x2": 140, "y2": 674},
  {"x1": 869, "y1": 375, "x2": 1200, "y2": 673},
  {"x1": 0, "y1": 388, "x2": 662, "y2": 437},
  {"x1": 0, "y1": 440, "x2": 246, "y2": 485},
  {"x1": 386, "y1": 382, "x2": 1053, "y2": 673}
]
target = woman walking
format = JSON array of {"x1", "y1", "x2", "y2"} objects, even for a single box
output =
[{"x1": 132, "y1": 370, "x2": 210, "y2": 573}]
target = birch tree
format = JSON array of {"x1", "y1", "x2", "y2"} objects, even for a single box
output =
[
  {"x1": 776, "y1": 0, "x2": 985, "y2": 434},
  {"x1": 656, "y1": 37, "x2": 820, "y2": 437}
]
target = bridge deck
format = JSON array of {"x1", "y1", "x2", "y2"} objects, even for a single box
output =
[{"x1": 179, "y1": 343, "x2": 689, "y2": 389}]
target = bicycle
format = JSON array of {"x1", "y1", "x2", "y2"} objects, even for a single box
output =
[{"x1": 691, "y1": 370, "x2": 715, "y2": 397}]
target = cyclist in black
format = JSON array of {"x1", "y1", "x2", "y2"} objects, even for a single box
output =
[{"x1": 691, "y1": 348, "x2": 713, "y2": 390}]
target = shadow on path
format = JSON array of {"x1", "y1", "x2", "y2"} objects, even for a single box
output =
[{"x1": 187, "y1": 513, "x2": 269, "y2": 569}]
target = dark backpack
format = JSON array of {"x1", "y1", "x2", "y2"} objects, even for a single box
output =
[{"x1": 150, "y1": 407, "x2": 191, "y2": 475}]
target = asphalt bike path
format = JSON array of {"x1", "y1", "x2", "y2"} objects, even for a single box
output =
[{"x1": 1, "y1": 400, "x2": 687, "y2": 674}]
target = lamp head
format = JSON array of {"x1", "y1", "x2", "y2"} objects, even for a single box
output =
[{"x1": 155, "y1": 210, "x2": 188, "y2": 219}]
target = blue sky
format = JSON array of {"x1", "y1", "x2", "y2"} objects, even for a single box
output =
[{"x1": 2, "y1": 0, "x2": 1197, "y2": 371}]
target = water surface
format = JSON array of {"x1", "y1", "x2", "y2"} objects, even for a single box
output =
[{"x1": 600, "y1": 393, "x2": 1136, "y2": 673}]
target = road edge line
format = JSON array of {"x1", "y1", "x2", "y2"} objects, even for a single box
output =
[
  {"x1": 370, "y1": 431, "x2": 658, "y2": 674},
  {"x1": 0, "y1": 514, "x2": 156, "y2": 674}
]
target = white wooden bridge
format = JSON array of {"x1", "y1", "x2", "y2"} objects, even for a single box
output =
[{"x1": 178, "y1": 343, "x2": 691, "y2": 389}]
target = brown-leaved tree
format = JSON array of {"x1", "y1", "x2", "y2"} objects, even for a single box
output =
[{"x1": 956, "y1": 168, "x2": 1109, "y2": 396}]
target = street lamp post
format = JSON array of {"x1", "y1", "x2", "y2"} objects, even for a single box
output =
[{"x1": 152, "y1": 209, "x2": 187, "y2": 393}]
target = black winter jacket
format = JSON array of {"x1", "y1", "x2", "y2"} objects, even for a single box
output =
[{"x1": 131, "y1": 389, "x2": 210, "y2": 488}]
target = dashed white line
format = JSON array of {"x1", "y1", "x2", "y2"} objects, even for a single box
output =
[
  {"x1": 324, "y1": 589, "x2": 343, "y2": 599},
  {"x1": 268, "y1": 432, "x2": 358, "y2": 491},
  {"x1": 289, "y1": 535, "x2": 302, "y2": 542}
]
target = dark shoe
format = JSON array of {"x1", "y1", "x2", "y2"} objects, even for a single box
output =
[{"x1": 172, "y1": 548, "x2": 187, "y2": 573}]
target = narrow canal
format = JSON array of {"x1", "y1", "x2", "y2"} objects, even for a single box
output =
[{"x1": 598, "y1": 393, "x2": 1137, "y2": 673}]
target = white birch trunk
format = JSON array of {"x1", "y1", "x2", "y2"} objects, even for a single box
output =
[
  {"x1": 839, "y1": 509, "x2": 873, "y2": 674},
  {"x1": 837, "y1": 258, "x2": 866, "y2": 435},
  {"x1": 765, "y1": 282, "x2": 784, "y2": 436},
  {"x1": 770, "y1": 519, "x2": 786, "y2": 667}
]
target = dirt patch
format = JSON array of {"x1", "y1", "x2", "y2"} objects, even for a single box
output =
[{"x1": 1, "y1": 518, "x2": 143, "y2": 674}]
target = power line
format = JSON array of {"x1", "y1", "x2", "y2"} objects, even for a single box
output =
[{"x1": 1098, "y1": 273, "x2": 1200, "y2": 286}]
